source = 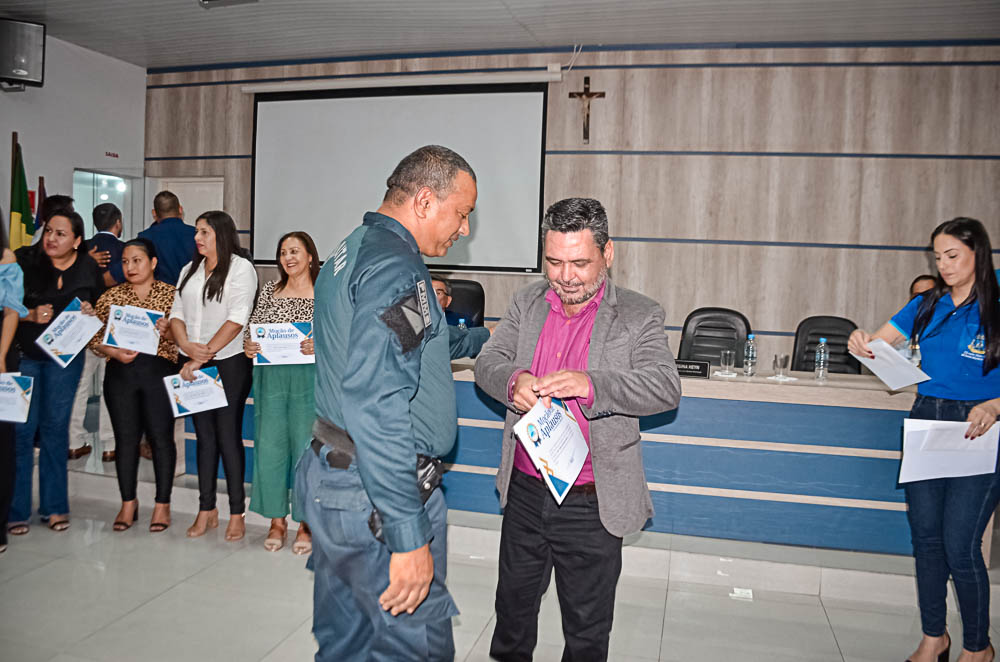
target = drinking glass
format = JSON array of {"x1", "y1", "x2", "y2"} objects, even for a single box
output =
[
  {"x1": 773, "y1": 353, "x2": 790, "y2": 380},
  {"x1": 719, "y1": 349, "x2": 736, "y2": 377}
]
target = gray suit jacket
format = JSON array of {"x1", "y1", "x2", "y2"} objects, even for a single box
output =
[{"x1": 474, "y1": 279, "x2": 681, "y2": 537}]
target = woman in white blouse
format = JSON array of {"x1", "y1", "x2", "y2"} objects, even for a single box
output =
[{"x1": 169, "y1": 211, "x2": 257, "y2": 541}]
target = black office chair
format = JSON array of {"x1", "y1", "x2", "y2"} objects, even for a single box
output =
[
  {"x1": 447, "y1": 278, "x2": 485, "y2": 327},
  {"x1": 791, "y1": 315, "x2": 861, "y2": 374},
  {"x1": 677, "y1": 307, "x2": 751, "y2": 367}
]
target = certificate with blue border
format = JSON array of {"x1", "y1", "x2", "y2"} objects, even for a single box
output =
[
  {"x1": 163, "y1": 366, "x2": 227, "y2": 417},
  {"x1": 35, "y1": 298, "x2": 104, "y2": 368},
  {"x1": 252, "y1": 322, "x2": 314, "y2": 365},
  {"x1": 102, "y1": 304, "x2": 162, "y2": 355},
  {"x1": 0, "y1": 373, "x2": 33, "y2": 423},
  {"x1": 512, "y1": 398, "x2": 589, "y2": 505}
]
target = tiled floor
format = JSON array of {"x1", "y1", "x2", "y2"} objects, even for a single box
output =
[{"x1": 2, "y1": 496, "x2": 997, "y2": 662}]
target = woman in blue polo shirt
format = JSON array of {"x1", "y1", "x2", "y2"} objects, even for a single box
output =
[{"x1": 850, "y1": 217, "x2": 1000, "y2": 662}]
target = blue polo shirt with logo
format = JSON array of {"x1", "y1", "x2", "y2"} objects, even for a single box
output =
[{"x1": 891, "y1": 293, "x2": 999, "y2": 401}]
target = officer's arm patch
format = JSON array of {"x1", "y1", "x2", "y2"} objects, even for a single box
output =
[{"x1": 380, "y1": 286, "x2": 430, "y2": 354}]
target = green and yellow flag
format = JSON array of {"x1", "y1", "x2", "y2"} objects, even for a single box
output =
[{"x1": 9, "y1": 143, "x2": 33, "y2": 250}]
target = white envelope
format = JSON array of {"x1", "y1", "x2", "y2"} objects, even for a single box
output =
[
  {"x1": 899, "y1": 419, "x2": 1000, "y2": 483},
  {"x1": 851, "y1": 338, "x2": 930, "y2": 391}
]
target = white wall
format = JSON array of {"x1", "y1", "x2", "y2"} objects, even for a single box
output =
[{"x1": 0, "y1": 37, "x2": 146, "y2": 237}]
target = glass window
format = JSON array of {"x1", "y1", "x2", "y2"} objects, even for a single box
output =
[{"x1": 72, "y1": 170, "x2": 134, "y2": 238}]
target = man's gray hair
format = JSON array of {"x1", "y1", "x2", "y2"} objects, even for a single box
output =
[
  {"x1": 541, "y1": 198, "x2": 609, "y2": 250},
  {"x1": 384, "y1": 145, "x2": 477, "y2": 206}
]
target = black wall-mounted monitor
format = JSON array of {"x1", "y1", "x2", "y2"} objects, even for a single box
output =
[{"x1": 0, "y1": 18, "x2": 45, "y2": 87}]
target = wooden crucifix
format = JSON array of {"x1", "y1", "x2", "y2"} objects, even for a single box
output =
[{"x1": 568, "y1": 76, "x2": 605, "y2": 144}]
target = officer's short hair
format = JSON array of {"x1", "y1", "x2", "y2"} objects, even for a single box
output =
[{"x1": 383, "y1": 145, "x2": 476, "y2": 206}]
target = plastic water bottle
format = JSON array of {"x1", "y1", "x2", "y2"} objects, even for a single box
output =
[
  {"x1": 814, "y1": 337, "x2": 829, "y2": 381},
  {"x1": 458, "y1": 318, "x2": 468, "y2": 331},
  {"x1": 743, "y1": 334, "x2": 757, "y2": 377}
]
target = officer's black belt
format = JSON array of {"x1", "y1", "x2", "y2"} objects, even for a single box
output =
[{"x1": 311, "y1": 418, "x2": 356, "y2": 469}]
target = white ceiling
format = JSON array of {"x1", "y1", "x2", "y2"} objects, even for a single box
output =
[{"x1": 2, "y1": 0, "x2": 999, "y2": 71}]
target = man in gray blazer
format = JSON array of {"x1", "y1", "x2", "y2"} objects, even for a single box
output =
[{"x1": 474, "y1": 197, "x2": 681, "y2": 662}]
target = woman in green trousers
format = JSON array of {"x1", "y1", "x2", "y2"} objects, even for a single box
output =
[{"x1": 244, "y1": 232, "x2": 320, "y2": 553}]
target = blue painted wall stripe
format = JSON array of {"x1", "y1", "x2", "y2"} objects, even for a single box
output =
[
  {"x1": 640, "y1": 443, "x2": 903, "y2": 502},
  {"x1": 647, "y1": 490, "x2": 910, "y2": 555},
  {"x1": 611, "y1": 235, "x2": 1000, "y2": 256},
  {"x1": 438, "y1": 470, "x2": 912, "y2": 554},
  {"x1": 442, "y1": 425, "x2": 903, "y2": 503},
  {"x1": 573, "y1": 61, "x2": 1000, "y2": 70},
  {"x1": 454, "y1": 381, "x2": 907, "y2": 450},
  {"x1": 548, "y1": 149, "x2": 1000, "y2": 161},
  {"x1": 147, "y1": 38, "x2": 1000, "y2": 75}
]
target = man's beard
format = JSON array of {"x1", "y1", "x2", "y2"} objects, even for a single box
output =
[{"x1": 546, "y1": 266, "x2": 608, "y2": 306}]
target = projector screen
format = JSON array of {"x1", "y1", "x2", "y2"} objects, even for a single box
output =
[{"x1": 252, "y1": 84, "x2": 547, "y2": 272}]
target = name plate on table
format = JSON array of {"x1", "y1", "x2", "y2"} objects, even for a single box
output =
[
  {"x1": 103, "y1": 304, "x2": 162, "y2": 355},
  {"x1": 35, "y1": 297, "x2": 104, "y2": 368},
  {"x1": 252, "y1": 322, "x2": 314, "y2": 365},
  {"x1": 676, "y1": 360, "x2": 710, "y2": 378},
  {"x1": 163, "y1": 366, "x2": 227, "y2": 417},
  {"x1": 0, "y1": 373, "x2": 33, "y2": 423}
]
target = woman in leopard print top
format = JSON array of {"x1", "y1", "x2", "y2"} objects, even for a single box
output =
[{"x1": 244, "y1": 232, "x2": 319, "y2": 554}]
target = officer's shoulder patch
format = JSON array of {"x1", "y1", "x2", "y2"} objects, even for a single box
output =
[{"x1": 380, "y1": 281, "x2": 433, "y2": 354}]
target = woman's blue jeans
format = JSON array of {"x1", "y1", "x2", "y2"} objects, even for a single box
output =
[
  {"x1": 10, "y1": 354, "x2": 85, "y2": 523},
  {"x1": 905, "y1": 394, "x2": 1000, "y2": 653}
]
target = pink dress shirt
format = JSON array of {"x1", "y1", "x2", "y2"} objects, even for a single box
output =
[{"x1": 512, "y1": 281, "x2": 606, "y2": 485}]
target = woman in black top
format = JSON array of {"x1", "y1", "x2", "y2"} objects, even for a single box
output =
[{"x1": 7, "y1": 210, "x2": 102, "y2": 535}]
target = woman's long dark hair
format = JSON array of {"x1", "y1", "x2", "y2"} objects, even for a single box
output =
[
  {"x1": 177, "y1": 211, "x2": 243, "y2": 303},
  {"x1": 275, "y1": 231, "x2": 320, "y2": 292},
  {"x1": 912, "y1": 217, "x2": 1000, "y2": 374}
]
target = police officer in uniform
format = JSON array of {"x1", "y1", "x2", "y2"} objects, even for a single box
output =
[{"x1": 298, "y1": 145, "x2": 477, "y2": 661}]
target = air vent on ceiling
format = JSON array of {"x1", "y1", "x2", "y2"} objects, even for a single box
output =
[{"x1": 198, "y1": 0, "x2": 258, "y2": 8}]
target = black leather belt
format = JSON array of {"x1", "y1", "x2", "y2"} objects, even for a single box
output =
[{"x1": 310, "y1": 420, "x2": 357, "y2": 469}]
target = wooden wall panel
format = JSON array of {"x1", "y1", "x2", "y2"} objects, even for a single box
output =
[
  {"x1": 611, "y1": 241, "x2": 931, "y2": 333},
  {"x1": 545, "y1": 154, "x2": 1000, "y2": 244},
  {"x1": 145, "y1": 84, "x2": 253, "y2": 157},
  {"x1": 546, "y1": 66, "x2": 1000, "y2": 154},
  {"x1": 143, "y1": 44, "x2": 1000, "y2": 343}
]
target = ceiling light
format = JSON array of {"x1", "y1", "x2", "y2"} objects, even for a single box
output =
[
  {"x1": 99, "y1": 194, "x2": 109, "y2": 201},
  {"x1": 115, "y1": 182, "x2": 127, "y2": 192}
]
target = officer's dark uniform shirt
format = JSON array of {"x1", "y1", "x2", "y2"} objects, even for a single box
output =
[{"x1": 313, "y1": 212, "x2": 457, "y2": 553}]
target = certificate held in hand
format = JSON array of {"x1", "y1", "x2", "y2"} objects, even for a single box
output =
[
  {"x1": 35, "y1": 297, "x2": 104, "y2": 368},
  {"x1": 163, "y1": 366, "x2": 228, "y2": 417},
  {"x1": 513, "y1": 398, "x2": 589, "y2": 505},
  {"x1": 252, "y1": 322, "x2": 314, "y2": 365},
  {"x1": 103, "y1": 304, "x2": 162, "y2": 355},
  {"x1": 0, "y1": 373, "x2": 34, "y2": 423}
]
